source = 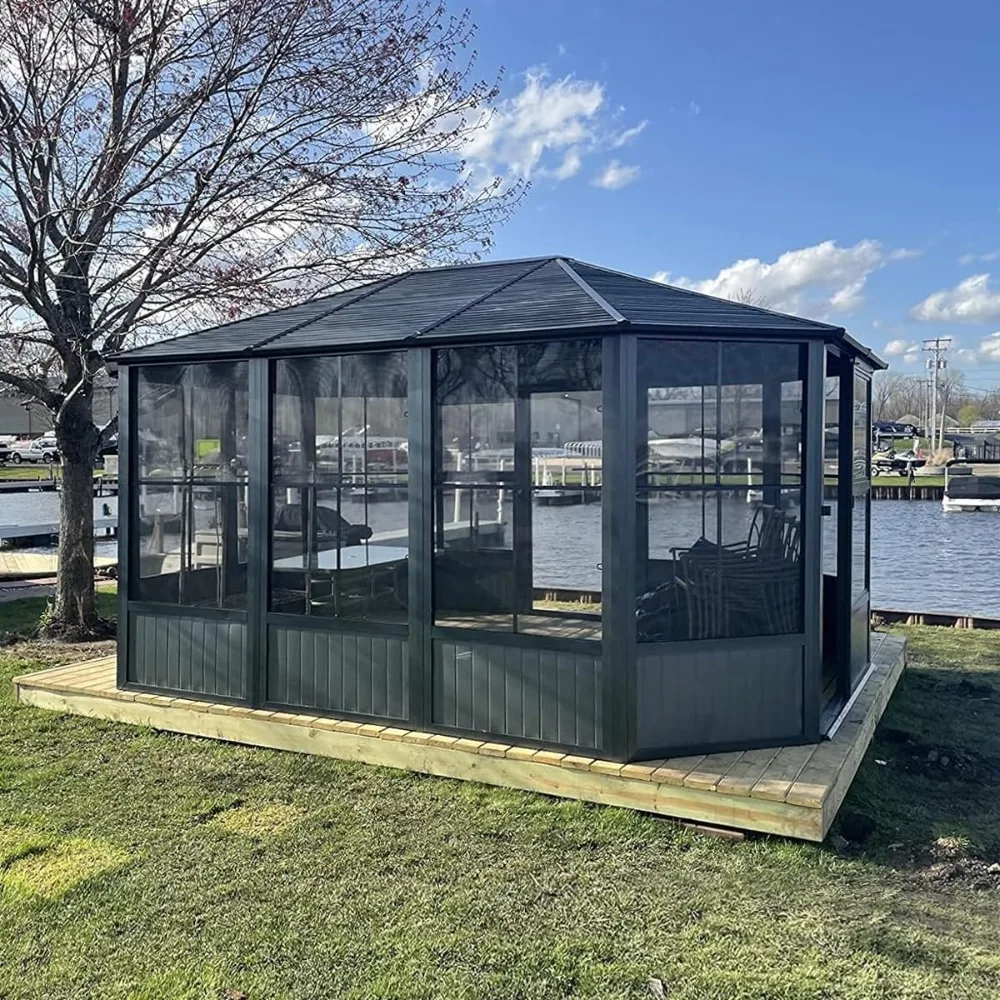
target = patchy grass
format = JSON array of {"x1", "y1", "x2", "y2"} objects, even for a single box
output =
[
  {"x1": 0, "y1": 586, "x2": 117, "y2": 637},
  {"x1": 208, "y1": 802, "x2": 306, "y2": 839},
  {"x1": 0, "y1": 616, "x2": 999, "y2": 997},
  {"x1": 2, "y1": 836, "x2": 129, "y2": 901}
]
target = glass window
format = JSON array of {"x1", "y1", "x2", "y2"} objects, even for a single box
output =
[
  {"x1": 636, "y1": 339, "x2": 805, "y2": 642},
  {"x1": 433, "y1": 340, "x2": 602, "y2": 640},
  {"x1": 137, "y1": 363, "x2": 248, "y2": 480},
  {"x1": 851, "y1": 497, "x2": 869, "y2": 601},
  {"x1": 269, "y1": 353, "x2": 408, "y2": 622},
  {"x1": 853, "y1": 372, "x2": 870, "y2": 488},
  {"x1": 134, "y1": 363, "x2": 249, "y2": 608},
  {"x1": 822, "y1": 363, "x2": 840, "y2": 575}
]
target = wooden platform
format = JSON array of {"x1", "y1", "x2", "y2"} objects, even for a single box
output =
[{"x1": 12, "y1": 634, "x2": 905, "y2": 841}]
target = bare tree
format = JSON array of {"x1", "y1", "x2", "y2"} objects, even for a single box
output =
[
  {"x1": 0, "y1": 0, "x2": 522, "y2": 635},
  {"x1": 730, "y1": 287, "x2": 770, "y2": 309}
]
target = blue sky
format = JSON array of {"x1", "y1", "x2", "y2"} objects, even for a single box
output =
[{"x1": 456, "y1": 0, "x2": 1000, "y2": 386}]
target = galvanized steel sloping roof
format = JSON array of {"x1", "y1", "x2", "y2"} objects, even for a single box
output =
[{"x1": 116, "y1": 255, "x2": 879, "y2": 364}]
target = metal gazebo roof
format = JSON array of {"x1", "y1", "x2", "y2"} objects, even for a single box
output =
[{"x1": 115, "y1": 256, "x2": 884, "y2": 367}]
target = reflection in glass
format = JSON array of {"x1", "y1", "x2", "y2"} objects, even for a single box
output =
[
  {"x1": 137, "y1": 363, "x2": 248, "y2": 481},
  {"x1": 135, "y1": 363, "x2": 249, "y2": 609},
  {"x1": 636, "y1": 338, "x2": 806, "y2": 642},
  {"x1": 136, "y1": 482, "x2": 248, "y2": 608},
  {"x1": 851, "y1": 498, "x2": 869, "y2": 601},
  {"x1": 432, "y1": 341, "x2": 603, "y2": 639},
  {"x1": 269, "y1": 352, "x2": 409, "y2": 621}
]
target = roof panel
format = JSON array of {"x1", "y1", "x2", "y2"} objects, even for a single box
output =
[
  {"x1": 114, "y1": 254, "x2": 878, "y2": 366},
  {"x1": 568, "y1": 262, "x2": 842, "y2": 334},
  {"x1": 262, "y1": 259, "x2": 541, "y2": 352},
  {"x1": 426, "y1": 259, "x2": 616, "y2": 338},
  {"x1": 117, "y1": 285, "x2": 368, "y2": 360}
]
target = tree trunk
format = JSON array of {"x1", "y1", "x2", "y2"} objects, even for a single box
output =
[{"x1": 51, "y1": 393, "x2": 102, "y2": 636}]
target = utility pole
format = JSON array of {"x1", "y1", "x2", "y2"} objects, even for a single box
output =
[{"x1": 923, "y1": 337, "x2": 952, "y2": 452}]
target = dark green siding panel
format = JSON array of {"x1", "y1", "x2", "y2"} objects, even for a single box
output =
[
  {"x1": 267, "y1": 626, "x2": 408, "y2": 721},
  {"x1": 432, "y1": 639, "x2": 602, "y2": 750},
  {"x1": 635, "y1": 642, "x2": 805, "y2": 754},
  {"x1": 129, "y1": 612, "x2": 247, "y2": 700}
]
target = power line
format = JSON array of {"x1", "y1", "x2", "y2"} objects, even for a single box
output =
[{"x1": 923, "y1": 337, "x2": 952, "y2": 450}]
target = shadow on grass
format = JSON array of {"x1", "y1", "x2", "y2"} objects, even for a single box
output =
[{"x1": 838, "y1": 625, "x2": 1000, "y2": 881}]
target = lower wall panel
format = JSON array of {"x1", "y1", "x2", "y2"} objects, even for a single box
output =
[
  {"x1": 636, "y1": 641, "x2": 805, "y2": 754},
  {"x1": 129, "y1": 612, "x2": 246, "y2": 700},
  {"x1": 267, "y1": 626, "x2": 408, "y2": 721},
  {"x1": 433, "y1": 639, "x2": 602, "y2": 750}
]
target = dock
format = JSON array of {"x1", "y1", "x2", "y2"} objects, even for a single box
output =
[
  {"x1": 0, "y1": 517, "x2": 118, "y2": 544},
  {"x1": 0, "y1": 477, "x2": 118, "y2": 495},
  {"x1": 0, "y1": 551, "x2": 116, "y2": 578},
  {"x1": 12, "y1": 634, "x2": 905, "y2": 842}
]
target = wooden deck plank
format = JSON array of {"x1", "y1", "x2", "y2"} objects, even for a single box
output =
[
  {"x1": 682, "y1": 752, "x2": 747, "y2": 791},
  {"x1": 715, "y1": 748, "x2": 781, "y2": 796},
  {"x1": 749, "y1": 745, "x2": 818, "y2": 802},
  {"x1": 11, "y1": 633, "x2": 906, "y2": 843}
]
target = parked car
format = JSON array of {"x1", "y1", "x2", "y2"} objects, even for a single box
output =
[
  {"x1": 873, "y1": 420, "x2": 919, "y2": 438},
  {"x1": 9, "y1": 436, "x2": 60, "y2": 464}
]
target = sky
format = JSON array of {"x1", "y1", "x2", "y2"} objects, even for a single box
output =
[{"x1": 452, "y1": 0, "x2": 1000, "y2": 391}]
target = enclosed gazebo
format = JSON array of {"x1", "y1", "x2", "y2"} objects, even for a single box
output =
[
  {"x1": 110, "y1": 256, "x2": 888, "y2": 762},
  {"x1": 16, "y1": 255, "x2": 902, "y2": 838}
]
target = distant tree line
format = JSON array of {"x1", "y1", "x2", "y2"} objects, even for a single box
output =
[{"x1": 873, "y1": 370, "x2": 1000, "y2": 428}]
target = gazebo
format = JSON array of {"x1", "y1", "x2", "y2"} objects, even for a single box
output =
[{"x1": 15, "y1": 256, "x2": 905, "y2": 839}]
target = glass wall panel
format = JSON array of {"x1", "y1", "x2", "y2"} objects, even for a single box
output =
[
  {"x1": 137, "y1": 363, "x2": 248, "y2": 480},
  {"x1": 636, "y1": 339, "x2": 805, "y2": 642},
  {"x1": 134, "y1": 363, "x2": 249, "y2": 608},
  {"x1": 433, "y1": 340, "x2": 602, "y2": 640},
  {"x1": 269, "y1": 353, "x2": 408, "y2": 621},
  {"x1": 851, "y1": 498, "x2": 869, "y2": 601}
]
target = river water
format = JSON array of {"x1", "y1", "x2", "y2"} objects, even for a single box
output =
[{"x1": 1, "y1": 491, "x2": 995, "y2": 618}]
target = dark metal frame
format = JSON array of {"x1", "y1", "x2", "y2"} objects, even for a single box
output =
[{"x1": 118, "y1": 324, "x2": 876, "y2": 762}]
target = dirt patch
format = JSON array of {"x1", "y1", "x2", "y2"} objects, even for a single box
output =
[
  {"x1": 875, "y1": 727, "x2": 1000, "y2": 784},
  {"x1": 7, "y1": 637, "x2": 117, "y2": 664}
]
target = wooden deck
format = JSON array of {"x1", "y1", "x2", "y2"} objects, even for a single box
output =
[{"x1": 12, "y1": 633, "x2": 905, "y2": 841}]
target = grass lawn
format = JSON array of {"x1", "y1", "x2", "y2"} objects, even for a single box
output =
[{"x1": 1, "y1": 607, "x2": 999, "y2": 998}]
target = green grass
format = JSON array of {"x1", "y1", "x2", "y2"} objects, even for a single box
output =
[
  {"x1": 0, "y1": 587, "x2": 117, "y2": 635},
  {"x1": 1, "y1": 616, "x2": 999, "y2": 998}
]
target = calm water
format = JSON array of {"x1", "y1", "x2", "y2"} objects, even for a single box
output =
[{"x1": 1, "y1": 491, "x2": 997, "y2": 617}]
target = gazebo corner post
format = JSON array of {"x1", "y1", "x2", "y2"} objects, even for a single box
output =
[
  {"x1": 407, "y1": 347, "x2": 433, "y2": 728},
  {"x1": 600, "y1": 333, "x2": 637, "y2": 762},
  {"x1": 116, "y1": 363, "x2": 134, "y2": 690},
  {"x1": 245, "y1": 357, "x2": 271, "y2": 708},
  {"x1": 802, "y1": 339, "x2": 826, "y2": 742}
]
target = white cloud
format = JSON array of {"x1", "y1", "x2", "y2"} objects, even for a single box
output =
[
  {"x1": 910, "y1": 274, "x2": 1000, "y2": 323},
  {"x1": 463, "y1": 68, "x2": 644, "y2": 185},
  {"x1": 688, "y1": 100, "x2": 701, "y2": 116},
  {"x1": 889, "y1": 247, "x2": 922, "y2": 261},
  {"x1": 550, "y1": 147, "x2": 582, "y2": 180},
  {"x1": 959, "y1": 250, "x2": 1000, "y2": 266},
  {"x1": 592, "y1": 159, "x2": 640, "y2": 190},
  {"x1": 884, "y1": 338, "x2": 917, "y2": 357},
  {"x1": 978, "y1": 332, "x2": 1000, "y2": 360},
  {"x1": 654, "y1": 239, "x2": 901, "y2": 316},
  {"x1": 610, "y1": 120, "x2": 648, "y2": 148}
]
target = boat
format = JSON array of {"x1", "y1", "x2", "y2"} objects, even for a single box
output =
[{"x1": 942, "y1": 462, "x2": 1000, "y2": 513}]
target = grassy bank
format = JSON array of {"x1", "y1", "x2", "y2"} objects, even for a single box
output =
[{"x1": 1, "y1": 609, "x2": 999, "y2": 998}]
